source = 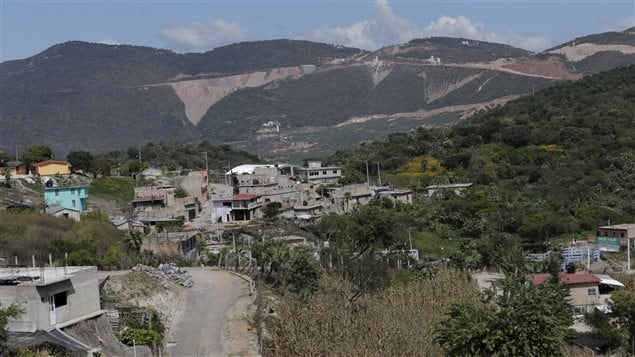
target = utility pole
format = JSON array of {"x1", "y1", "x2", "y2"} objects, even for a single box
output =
[
  {"x1": 628, "y1": 238, "x2": 631, "y2": 273},
  {"x1": 202, "y1": 152, "x2": 208, "y2": 174},
  {"x1": 138, "y1": 147, "x2": 142, "y2": 164},
  {"x1": 376, "y1": 162, "x2": 382, "y2": 187},
  {"x1": 365, "y1": 161, "x2": 370, "y2": 185}
]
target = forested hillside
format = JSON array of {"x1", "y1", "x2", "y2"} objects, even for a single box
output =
[
  {"x1": 327, "y1": 65, "x2": 635, "y2": 249},
  {"x1": 2, "y1": 30, "x2": 633, "y2": 158}
]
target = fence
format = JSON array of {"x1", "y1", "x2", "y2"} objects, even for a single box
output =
[{"x1": 527, "y1": 247, "x2": 600, "y2": 266}]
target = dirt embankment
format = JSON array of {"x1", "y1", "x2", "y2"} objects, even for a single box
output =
[
  {"x1": 64, "y1": 314, "x2": 152, "y2": 357},
  {"x1": 548, "y1": 43, "x2": 635, "y2": 62},
  {"x1": 503, "y1": 56, "x2": 582, "y2": 80},
  {"x1": 169, "y1": 67, "x2": 303, "y2": 125},
  {"x1": 101, "y1": 271, "x2": 183, "y2": 328}
]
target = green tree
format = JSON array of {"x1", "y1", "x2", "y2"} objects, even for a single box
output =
[
  {"x1": 263, "y1": 202, "x2": 282, "y2": 220},
  {"x1": 66, "y1": 151, "x2": 94, "y2": 173},
  {"x1": 1, "y1": 303, "x2": 24, "y2": 350},
  {"x1": 124, "y1": 231, "x2": 144, "y2": 253},
  {"x1": 435, "y1": 249, "x2": 573, "y2": 356},
  {"x1": 21, "y1": 145, "x2": 54, "y2": 168},
  {"x1": 584, "y1": 308, "x2": 626, "y2": 352},
  {"x1": 608, "y1": 290, "x2": 635, "y2": 354},
  {"x1": 2, "y1": 169, "x2": 10, "y2": 188},
  {"x1": 92, "y1": 156, "x2": 113, "y2": 178}
]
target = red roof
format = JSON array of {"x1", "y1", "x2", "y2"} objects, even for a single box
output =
[
  {"x1": 232, "y1": 193, "x2": 260, "y2": 201},
  {"x1": 33, "y1": 160, "x2": 71, "y2": 167},
  {"x1": 531, "y1": 272, "x2": 600, "y2": 285}
]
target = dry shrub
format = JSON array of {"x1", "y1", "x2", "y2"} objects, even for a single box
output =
[{"x1": 266, "y1": 269, "x2": 480, "y2": 356}]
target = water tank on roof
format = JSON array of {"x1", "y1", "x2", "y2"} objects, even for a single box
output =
[{"x1": 566, "y1": 262, "x2": 576, "y2": 274}]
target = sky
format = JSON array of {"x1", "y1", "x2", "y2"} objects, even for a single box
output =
[{"x1": 1, "y1": 0, "x2": 634, "y2": 62}]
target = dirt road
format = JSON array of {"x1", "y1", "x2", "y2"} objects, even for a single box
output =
[{"x1": 166, "y1": 269, "x2": 248, "y2": 357}]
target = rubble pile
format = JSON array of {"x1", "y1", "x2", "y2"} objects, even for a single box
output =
[{"x1": 131, "y1": 263, "x2": 193, "y2": 288}]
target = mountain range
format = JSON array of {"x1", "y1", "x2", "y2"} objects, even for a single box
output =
[{"x1": 1, "y1": 27, "x2": 634, "y2": 161}]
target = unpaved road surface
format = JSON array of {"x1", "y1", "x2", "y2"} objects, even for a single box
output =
[{"x1": 166, "y1": 269, "x2": 247, "y2": 357}]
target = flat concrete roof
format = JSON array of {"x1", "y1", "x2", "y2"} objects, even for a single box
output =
[
  {"x1": 0, "y1": 266, "x2": 95, "y2": 286},
  {"x1": 599, "y1": 224, "x2": 635, "y2": 230},
  {"x1": 426, "y1": 183, "x2": 473, "y2": 189}
]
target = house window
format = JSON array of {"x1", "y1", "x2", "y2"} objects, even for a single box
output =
[
  {"x1": 72, "y1": 200, "x2": 76, "y2": 207},
  {"x1": 333, "y1": 170, "x2": 338, "y2": 174},
  {"x1": 621, "y1": 232, "x2": 625, "y2": 237},
  {"x1": 322, "y1": 170, "x2": 327, "y2": 175},
  {"x1": 55, "y1": 189, "x2": 59, "y2": 196},
  {"x1": 588, "y1": 288, "x2": 597, "y2": 296},
  {"x1": 54, "y1": 291, "x2": 68, "y2": 307},
  {"x1": 574, "y1": 305, "x2": 587, "y2": 315},
  {"x1": 70, "y1": 188, "x2": 75, "y2": 195}
]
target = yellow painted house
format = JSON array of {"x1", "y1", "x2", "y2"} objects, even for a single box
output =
[{"x1": 33, "y1": 160, "x2": 72, "y2": 176}]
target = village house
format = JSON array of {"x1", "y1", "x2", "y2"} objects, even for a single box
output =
[
  {"x1": 231, "y1": 193, "x2": 263, "y2": 221},
  {"x1": 132, "y1": 185, "x2": 198, "y2": 221},
  {"x1": 378, "y1": 189, "x2": 414, "y2": 204},
  {"x1": 211, "y1": 197, "x2": 233, "y2": 223},
  {"x1": 426, "y1": 183, "x2": 473, "y2": 198},
  {"x1": 298, "y1": 161, "x2": 341, "y2": 184},
  {"x1": 597, "y1": 223, "x2": 635, "y2": 250},
  {"x1": 531, "y1": 272, "x2": 624, "y2": 315},
  {"x1": 1, "y1": 161, "x2": 29, "y2": 176},
  {"x1": 142, "y1": 231, "x2": 198, "y2": 259},
  {"x1": 32, "y1": 160, "x2": 72, "y2": 176},
  {"x1": 110, "y1": 218, "x2": 146, "y2": 233},
  {"x1": 43, "y1": 185, "x2": 88, "y2": 221},
  {"x1": 0, "y1": 266, "x2": 103, "y2": 332}
]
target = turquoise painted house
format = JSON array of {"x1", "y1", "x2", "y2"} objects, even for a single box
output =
[{"x1": 44, "y1": 186, "x2": 88, "y2": 212}]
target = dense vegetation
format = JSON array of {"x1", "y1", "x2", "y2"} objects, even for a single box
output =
[
  {"x1": 326, "y1": 65, "x2": 635, "y2": 250},
  {"x1": 3, "y1": 31, "x2": 632, "y2": 157},
  {"x1": 547, "y1": 28, "x2": 635, "y2": 51},
  {"x1": 0, "y1": 40, "x2": 360, "y2": 155},
  {"x1": 0, "y1": 210, "x2": 136, "y2": 269},
  {"x1": 198, "y1": 64, "x2": 557, "y2": 142},
  {"x1": 390, "y1": 36, "x2": 531, "y2": 62}
]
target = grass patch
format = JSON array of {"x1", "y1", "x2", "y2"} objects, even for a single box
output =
[
  {"x1": 412, "y1": 230, "x2": 459, "y2": 258},
  {"x1": 89, "y1": 177, "x2": 135, "y2": 203}
]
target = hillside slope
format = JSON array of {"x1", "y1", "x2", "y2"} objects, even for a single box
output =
[
  {"x1": 326, "y1": 65, "x2": 635, "y2": 247},
  {"x1": 1, "y1": 30, "x2": 634, "y2": 158}
]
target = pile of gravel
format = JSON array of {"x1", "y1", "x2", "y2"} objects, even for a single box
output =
[{"x1": 131, "y1": 263, "x2": 193, "y2": 288}]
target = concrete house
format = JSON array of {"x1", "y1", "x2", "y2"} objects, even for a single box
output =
[
  {"x1": 32, "y1": 160, "x2": 72, "y2": 176},
  {"x1": 597, "y1": 224, "x2": 635, "y2": 250},
  {"x1": 426, "y1": 183, "x2": 473, "y2": 198},
  {"x1": 531, "y1": 272, "x2": 622, "y2": 315},
  {"x1": 0, "y1": 266, "x2": 103, "y2": 332},
  {"x1": 378, "y1": 189, "x2": 414, "y2": 204},
  {"x1": 211, "y1": 198, "x2": 233, "y2": 223},
  {"x1": 298, "y1": 162, "x2": 341, "y2": 184},
  {"x1": 1, "y1": 161, "x2": 29, "y2": 176},
  {"x1": 133, "y1": 185, "x2": 198, "y2": 221},
  {"x1": 231, "y1": 194, "x2": 263, "y2": 221},
  {"x1": 44, "y1": 186, "x2": 88, "y2": 221}
]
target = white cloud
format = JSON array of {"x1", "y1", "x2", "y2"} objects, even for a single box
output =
[
  {"x1": 98, "y1": 39, "x2": 120, "y2": 45},
  {"x1": 161, "y1": 20, "x2": 246, "y2": 50},
  {"x1": 308, "y1": 0, "x2": 550, "y2": 52}
]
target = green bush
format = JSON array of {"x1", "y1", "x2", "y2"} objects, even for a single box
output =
[{"x1": 120, "y1": 328, "x2": 161, "y2": 346}]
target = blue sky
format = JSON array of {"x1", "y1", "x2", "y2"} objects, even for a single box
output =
[{"x1": 1, "y1": 0, "x2": 634, "y2": 62}]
